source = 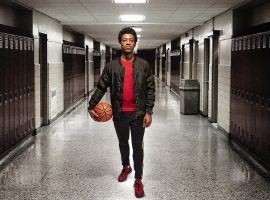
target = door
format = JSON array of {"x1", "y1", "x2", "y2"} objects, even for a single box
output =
[
  {"x1": 208, "y1": 35, "x2": 219, "y2": 123},
  {"x1": 202, "y1": 38, "x2": 210, "y2": 117},
  {"x1": 85, "y1": 45, "x2": 89, "y2": 95},
  {"x1": 39, "y1": 33, "x2": 48, "y2": 126}
]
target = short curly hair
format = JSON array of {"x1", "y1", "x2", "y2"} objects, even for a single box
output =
[{"x1": 118, "y1": 27, "x2": 137, "y2": 43}]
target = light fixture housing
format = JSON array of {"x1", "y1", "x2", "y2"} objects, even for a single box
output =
[
  {"x1": 119, "y1": 15, "x2": 145, "y2": 22},
  {"x1": 113, "y1": 0, "x2": 147, "y2": 4}
]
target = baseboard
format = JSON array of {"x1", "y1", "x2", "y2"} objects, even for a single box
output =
[
  {"x1": 0, "y1": 134, "x2": 35, "y2": 171},
  {"x1": 217, "y1": 125, "x2": 270, "y2": 179},
  {"x1": 32, "y1": 127, "x2": 41, "y2": 136},
  {"x1": 199, "y1": 110, "x2": 208, "y2": 117},
  {"x1": 217, "y1": 125, "x2": 230, "y2": 137},
  {"x1": 170, "y1": 88, "x2": 180, "y2": 98}
]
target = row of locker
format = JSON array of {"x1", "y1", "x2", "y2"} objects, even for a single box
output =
[
  {"x1": 0, "y1": 32, "x2": 35, "y2": 155},
  {"x1": 93, "y1": 55, "x2": 101, "y2": 87},
  {"x1": 232, "y1": 31, "x2": 270, "y2": 51},
  {"x1": 63, "y1": 45, "x2": 86, "y2": 110},
  {"x1": 231, "y1": 32, "x2": 270, "y2": 98},
  {"x1": 231, "y1": 31, "x2": 270, "y2": 168},
  {"x1": 230, "y1": 89, "x2": 270, "y2": 167}
]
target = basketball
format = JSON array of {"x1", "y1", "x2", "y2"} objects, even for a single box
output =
[{"x1": 93, "y1": 102, "x2": 113, "y2": 122}]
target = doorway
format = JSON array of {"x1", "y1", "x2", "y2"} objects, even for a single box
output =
[
  {"x1": 202, "y1": 38, "x2": 210, "y2": 117},
  {"x1": 39, "y1": 33, "x2": 48, "y2": 126}
]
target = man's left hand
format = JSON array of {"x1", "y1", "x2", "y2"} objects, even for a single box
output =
[{"x1": 143, "y1": 113, "x2": 152, "y2": 128}]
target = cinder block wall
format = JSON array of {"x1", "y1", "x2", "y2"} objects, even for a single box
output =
[{"x1": 33, "y1": 11, "x2": 63, "y2": 123}]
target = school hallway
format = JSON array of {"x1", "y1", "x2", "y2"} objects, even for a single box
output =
[{"x1": 0, "y1": 78, "x2": 269, "y2": 200}]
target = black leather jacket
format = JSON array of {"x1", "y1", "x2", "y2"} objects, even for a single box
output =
[{"x1": 88, "y1": 56, "x2": 155, "y2": 120}]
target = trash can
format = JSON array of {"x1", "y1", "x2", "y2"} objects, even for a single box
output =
[{"x1": 179, "y1": 79, "x2": 199, "y2": 114}]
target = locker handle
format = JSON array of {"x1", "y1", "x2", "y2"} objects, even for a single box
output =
[
  {"x1": 27, "y1": 87, "x2": 30, "y2": 96},
  {"x1": 249, "y1": 93, "x2": 254, "y2": 104},
  {"x1": 24, "y1": 88, "x2": 27, "y2": 97},
  {"x1": 4, "y1": 93, "x2": 8, "y2": 103},
  {"x1": 237, "y1": 90, "x2": 241, "y2": 98},
  {"x1": 242, "y1": 90, "x2": 246, "y2": 99},
  {"x1": 0, "y1": 95, "x2": 2, "y2": 105},
  {"x1": 9, "y1": 92, "x2": 13, "y2": 102},
  {"x1": 267, "y1": 99, "x2": 270, "y2": 111},
  {"x1": 255, "y1": 95, "x2": 260, "y2": 106},
  {"x1": 231, "y1": 88, "x2": 235, "y2": 95},
  {"x1": 19, "y1": 89, "x2": 22, "y2": 99},
  {"x1": 261, "y1": 97, "x2": 265, "y2": 108},
  {"x1": 14, "y1": 91, "x2": 18, "y2": 100},
  {"x1": 245, "y1": 92, "x2": 249, "y2": 101}
]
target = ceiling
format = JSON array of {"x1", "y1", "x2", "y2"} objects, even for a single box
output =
[{"x1": 14, "y1": 0, "x2": 247, "y2": 49}]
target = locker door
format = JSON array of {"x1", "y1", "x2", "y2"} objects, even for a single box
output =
[
  {"x1": 9, "y1": 35, "x2": 16, "y2": 146},
  {"x1": 23, "y1": 39, "x2": 28, "y2": 137},
  {"x1": 30, "y1": 39, "x2": 35, "y2": 131},
  {"x1": 19, "y1": 37, "x2": 24, "y2": 140},
  {"x1": 14, "y1": 36, "x2": 20, "y2": 143},
  {"x1": 3, "y1": 34, "x2": 10, "y2": 149},
  {"x1": 0, "y1": 33, "x2": 5, "y2": 154},
  {"x1": 26, "y1": 38, "x2": 31, "y2": 133}
]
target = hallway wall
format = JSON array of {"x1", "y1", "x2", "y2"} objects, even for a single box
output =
[
  {"x1": 155, "y1": 9, "x2": 234, "y2": 132},
  {"x1": 194, "y1": 20, "x2": 212, "y2": 114},
  {"x1": 33, "y1": 10, "x2": 64, "y2": 127},
  {"x1": 215, "y1": 10, "x2": 233, "y2": 133}
]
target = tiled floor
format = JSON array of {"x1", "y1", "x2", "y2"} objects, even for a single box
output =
[{"x1": 0, "y1": 79, "x2": 270, "y2": 200}]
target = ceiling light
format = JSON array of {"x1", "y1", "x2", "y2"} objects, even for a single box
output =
[
  {"x1": 114, "y1": 0, "x2": 147, "y2": 3},
  {"x1": 119, "y1": 15, "x2": 145, "y2": 22},
  {"x1": 137, "y1": 34, "x2": 141, "y2": 38},
  {"x1": 133, "y1": 27, "x2": 142, "y2": 32}
]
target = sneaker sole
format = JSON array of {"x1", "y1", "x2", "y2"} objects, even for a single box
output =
[{"x1": 135, "y1": 192, "x2": 145, "y2": 198}]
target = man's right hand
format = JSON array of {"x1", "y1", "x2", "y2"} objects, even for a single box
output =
[{"x1": 88, "y1": 109, "x2": 99, "y2": 121}]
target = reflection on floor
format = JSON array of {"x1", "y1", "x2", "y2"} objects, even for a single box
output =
[{"x1": 0, "y1": 78, "x2": 270, "y2": 200}]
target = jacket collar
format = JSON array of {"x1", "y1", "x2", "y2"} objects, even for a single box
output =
[{"x1": 118, "y1": 55, "x2": 137, "y2": 66}]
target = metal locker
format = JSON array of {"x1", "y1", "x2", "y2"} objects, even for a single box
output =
[
  {"x1": 0, "y1": 32, "x2": 5, "y2": 154},
  {"x1": 3, "y1": 33, "x2": 10, "y2": 149},
  {"x1": 26, "y1": 38, "x2": 31, "y2": 133},
  {"x1": 30, "y1": 38, "x2": 35, "y2": 131},
  {"x1": 14, "y1": 36, "x2": 20, "y2": 143},
  {"x1": 19, "y1": 37, "x2": 24, "y2": 140},
  {"x1": 9, "y1": 35, "x2": 16, "y2": 146},
  {"x1": 23, "y1": 38, "x2": 28, "y2": 137}
]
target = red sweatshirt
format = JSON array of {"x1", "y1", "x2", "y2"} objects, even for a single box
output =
[{"x1": 121, "y1": 59, "x2": 136, "y2": 112}]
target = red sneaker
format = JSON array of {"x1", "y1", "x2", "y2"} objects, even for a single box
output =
[
  {"x1": 134, "y1": 179, "x2": 145, "y2": 198},
  {"x1": 118, "y1": 166, "x2": 132, "y2": 182}
]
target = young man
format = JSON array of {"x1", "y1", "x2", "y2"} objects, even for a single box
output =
[{"x1": 88, "y1": 27, "x2": 155, "y2": 198}]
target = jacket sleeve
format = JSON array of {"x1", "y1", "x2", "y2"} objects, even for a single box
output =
[
  {"x1": 88, "y1": 64, "x2": 110, "y2": 110},
  {"x1": 145, "y1": 63, "x2": 155, "y2": 115}
]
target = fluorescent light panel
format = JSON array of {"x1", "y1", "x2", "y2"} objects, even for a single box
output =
[
  {"x1": 114, "y1": 0, "x2": 147, "y2": 3},
  {"x1": 133, "y1": 27, "x2": 142, "y2": 32},
  {"x1": 119, "y1": 15, "x2": 145, "y2": 22}
]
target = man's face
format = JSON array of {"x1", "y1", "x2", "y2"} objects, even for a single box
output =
[{"x1": 120, "y1": 33, "x2": 136, "y2": 54}]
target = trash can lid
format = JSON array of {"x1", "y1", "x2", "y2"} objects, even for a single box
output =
[{"x1": 179, "y1": 79, "x2": 199, "y2": 90}]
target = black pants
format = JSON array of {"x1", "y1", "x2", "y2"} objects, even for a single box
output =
[{"x1": 113, "y1": 112, "x2": 145, "y2": 179}]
